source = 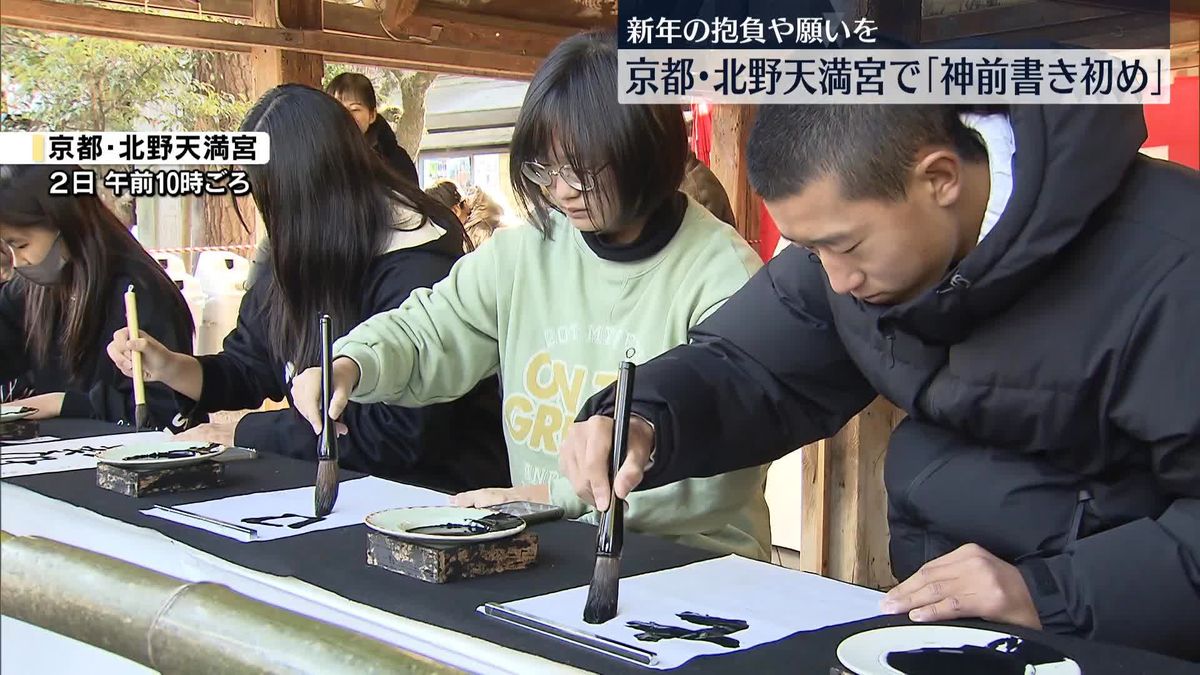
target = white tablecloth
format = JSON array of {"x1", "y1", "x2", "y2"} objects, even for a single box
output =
[{"x1": 1, "y1": 482, "x2": 579, "y2": 675}]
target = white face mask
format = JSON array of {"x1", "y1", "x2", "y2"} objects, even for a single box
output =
[{"x1": 14, "y1": 232, "x2": 66, "y2": 286}]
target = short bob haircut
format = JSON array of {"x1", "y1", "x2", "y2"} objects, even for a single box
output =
[{"x1": 509, "y1": 30, "x2": 688, "y2": 237}]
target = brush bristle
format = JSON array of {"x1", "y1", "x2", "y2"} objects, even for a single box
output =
[
  {"x1": 134, "y1": 404, "x2": 149, "y2": 432},
  {"x1": 314, "y1": 459, "x2": 339, "y2": 517},
  {"x1": 582, "y1": 555, "x2": 620, "y2": 624}
]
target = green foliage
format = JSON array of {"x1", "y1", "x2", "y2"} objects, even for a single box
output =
[{"x1": 1, "y1": 27, "x2": 250, "y2": 132}]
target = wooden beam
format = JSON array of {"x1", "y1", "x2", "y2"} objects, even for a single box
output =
[
  {"x1": 252, "y1": 0, "x2": 323, "y2": 95},
  {"x1": 2, "y1": 0, "x2": 543, "y2": 78},
  {"x1": 923, "y1": 0, "x2": 1128, "y2": 42},
  {"x1": 96, "y1": 0, "x2": 570, "y2": 60},
  {"x1": 709, "y1": 105, "x2": 760, "y2": 247},
  {"x1": 1061, "y1": 0, "x2": 1200, "y2": 18},
  {"x1": 381, "y1": 0, "x2": 419, "y2": 34},
  {"x1": 276, "y1": 0, "x2": 322, "y2": 31},
  {"x1": 861, "y1": 0, "x2": 923, "y2": 42},
  {"x1": 923, "y1": 0, "x2": 1033, "y2": 18}
]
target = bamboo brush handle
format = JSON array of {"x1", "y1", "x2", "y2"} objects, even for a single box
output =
[{"x1": 123, "y1": 285, "x2": 146, "y2": 405}]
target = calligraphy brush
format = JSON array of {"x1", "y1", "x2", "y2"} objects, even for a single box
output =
[
  {"x1": 314, "y1": 313, "x2": 339, "y2": 517},
  {"x1": 583, "y1": 360, "x2": 635, "y2": 624},
  {"x1": 123, "y1": 285, "x2": 149, "y2": 431}
]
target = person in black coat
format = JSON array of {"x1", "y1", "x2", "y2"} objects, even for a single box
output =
[
  {"x1": 561, "y1": 101, "x2": 1200, "y2": 660},
  {"x1": 326, "y1": 72, "x2": 420, "y2": 185},
  {"x1": 1, "y1": 164, "x2": 196, "y2": 431},
  {"x1": 108, "y1": 85, "x2": 508, "y2": 492}
]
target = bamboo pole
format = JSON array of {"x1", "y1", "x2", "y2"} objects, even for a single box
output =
[{"x1": 0, "y1": 531, "x2": 461, "y2": 674}]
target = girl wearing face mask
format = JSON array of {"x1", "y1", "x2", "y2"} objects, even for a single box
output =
[
  {"x1": 0, "y1": 165, "x2": 196, "y2": 429},
  {"x1": 289, "y1": 31, "x2": 775, "y2": 560}
]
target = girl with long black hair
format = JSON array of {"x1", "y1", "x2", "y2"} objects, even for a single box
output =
[
  {"x1": 108, "y1": 84, "x2": 508, "y2": 491},
  {"x1": 1, "y1": 164, "x2": 194, "y2": 429}
]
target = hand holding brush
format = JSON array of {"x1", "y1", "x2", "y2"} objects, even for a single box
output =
[{"x1": 583, "y1": 360, "x2": 635, "y2": 624}]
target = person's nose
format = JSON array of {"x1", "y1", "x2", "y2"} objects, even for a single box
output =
[
  {"x1": 550, "y1": 172, "x2": 581, "y2": 203},
  {"x1": 823, "y1": 255, "x2": 866, "y2": 296}
]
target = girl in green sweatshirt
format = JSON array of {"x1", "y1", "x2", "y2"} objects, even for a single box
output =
[{"x1": 292, "y1": 31, "x2": 773, "y2": 559}]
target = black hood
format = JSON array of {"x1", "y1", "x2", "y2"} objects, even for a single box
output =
[{"x1": 881, "y1": 104, "x2": 1148, "y2": 343}]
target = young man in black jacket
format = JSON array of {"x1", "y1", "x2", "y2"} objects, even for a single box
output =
[{"x1": 561, "y1": 102, "x2": 1200, "y2": 660}]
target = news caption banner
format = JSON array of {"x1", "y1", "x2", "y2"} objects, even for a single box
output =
[
  {"x1": 0, "y1": 131, "x2": 269, "y2": 197},
  {"x1": 616, "y1": 0, "x2": 1172, "y2": 105}
]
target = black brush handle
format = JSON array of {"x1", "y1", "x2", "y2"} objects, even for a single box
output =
[
  {"x1": 596, "y1": 361, "x2": 634, "y2": 557},
  {"x1": 317, "y1": 313, "x2": 338, "y2": 462}
]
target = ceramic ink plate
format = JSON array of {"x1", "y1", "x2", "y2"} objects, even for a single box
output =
[
  {"x1": 0, "y1": 405, "x2": 38, "y2": 423},
  {"x1": 97, "y1": 442, "x2": 227, "y2": 470},
  {"x1": 365, "y1": 506, "x2": 526, "y2": 544}
]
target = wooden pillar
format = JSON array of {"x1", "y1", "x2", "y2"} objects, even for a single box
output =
[
  {"x1": 800, "y1": 398, "x2": 902, "y2": 588},
  {"x1": 248, "y1": 0, "x2": 322, "y2": 243},
  {"x1": 708, "y1": 105, "x2": 760, "y2": 247},
  {"x1": 250, "y1": 0, "x2": 323, "y2": 99}
]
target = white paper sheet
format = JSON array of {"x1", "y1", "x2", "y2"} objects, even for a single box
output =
[
  {"x1": 480, "y1": 555, "x2": 884, "y2": 670},
  {"x1": 143, "y1": 476, "x2": 449, "y2": 542},
  {"x1": 1, "y1": 431, "x2": 169, "y2": 478}
]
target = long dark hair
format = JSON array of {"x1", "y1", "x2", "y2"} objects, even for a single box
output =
[
  {"x1": 509, "y1": 30, "x2": 688, "y2": 237},
  {"x1": 238, "y1": 84, "x2": 468, "y2": 369},
  {"x1": 0, "y1": 164, "x2": 193, "y2": 382}
]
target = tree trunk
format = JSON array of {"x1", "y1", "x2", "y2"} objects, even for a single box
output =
[
  {"x1": 194, "y1": 51, "x2": 256, "y2": 251},
  {"x1": 393, "y1": 71, "x2": 437, "y2": 157}
]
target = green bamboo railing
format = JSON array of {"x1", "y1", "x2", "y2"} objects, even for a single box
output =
[{"x1": 1, "y1": 531, "x2": 463, "y2": 674}]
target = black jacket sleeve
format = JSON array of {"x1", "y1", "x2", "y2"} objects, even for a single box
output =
[
  {"x1": 76, "y1": 274, "x2": 196, "y2": 432},
  {"x1": 1023, "y1": 256, "x2": 1200, "y2": 658},
  {"x1": 0, "y1": 280, "x2": 30, "y2": 381},
  {"x1": 188, "y1": 285, "x2": 286, "y2": 416},
  {"x1": 579, "y1": 245, "x2": 878, "y2": 489},
  {"x1": 234, "y1": 249, "x2": 462, "y2": 478}
]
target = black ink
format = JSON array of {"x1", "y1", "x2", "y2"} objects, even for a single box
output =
[
  {"x1": 885, "y1": 636, "x2": 1072, "y2": 675},
  {"x1": 0, "y1": 444, "x2": 117, "y2": 467},
  {"x1": 626, "y1": 612, "x2": 749, "y2": 649},
  {"x1": 240, "y1": 513, "x2": 328, "y2": 529},
  {"x1": 406, "y1": 513, "x2": 526, "y2": 537},
  {"x1": 123, "y1": 444, "x2": 219, "y2": 461}
]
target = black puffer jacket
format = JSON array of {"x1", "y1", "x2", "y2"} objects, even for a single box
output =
[{"x1": 582, "y1": 103, "x2": 1200, "y2": 658}]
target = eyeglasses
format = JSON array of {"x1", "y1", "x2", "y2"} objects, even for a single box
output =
[
  {"x1": 521, "y1": 161, "x2": 605, "y2": 192},
  {"x1": 406, "y1": 512, "x2": 525, "y2": 537}
]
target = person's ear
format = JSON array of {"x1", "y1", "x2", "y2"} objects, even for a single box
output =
[
  {"x1": 368, "y1": 110, "x2": 378, "y2": 126},
  {"x1": 912, "y1": 148, "x2": 964, "y2": 208}
]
